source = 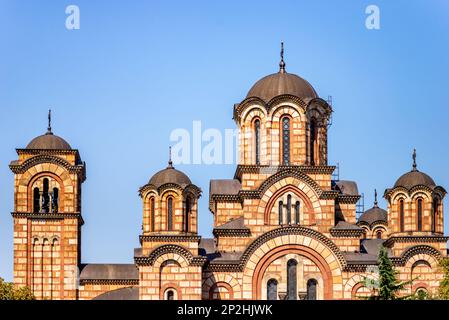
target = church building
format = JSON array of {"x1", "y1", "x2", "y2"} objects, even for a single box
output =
[{"x1": 9, "y1": 47, "x2": 447, "y2": 300}]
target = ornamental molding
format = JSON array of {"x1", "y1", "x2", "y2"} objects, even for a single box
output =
[
  {"x1": 79, "y1": 279, "x2": 139, "y2": 286},
  {"x1": 234, "y1": 165, "x2": 336, "y2": 178},
  {"x1": 335, "y1": 195, "x2": 361, "y2": 204},
  {"x1": 356, "y1": 220, "x2": 388, "y2": 229},
  {"x1": 139, "y1": 234, "x2": 201, "y2": 244},
  {"x1": 391, "y1": 245, "x2": 443, "y2": 266},
  {"x1": 11, "y1": 212, "x2": 84, "y2": 225},
  {"x1": 384, "y1": 236, "x2": 449, "y2": 247},
  {"x1": 9, "y1": 154, "x2": 86, "y2": 182},
  {"x1": 212, "y1": 228, "x2": 251, "y2": 238},
  {"x1": 330, "y1": 228, "x2": 365, "y2": 238},
  {"x1": 384, "y1": 185, "x2": 447, "y2": 200},
  {"x1": 135, "y1": 244, "x2": 206, "y2": 268},
  {"x1": 139, "y1": 183, "x2": 202, "y2": 198}
]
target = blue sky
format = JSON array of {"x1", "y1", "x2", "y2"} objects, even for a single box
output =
[{"x1": 0, "y1": 0, "x2": 448, "y2": 281}]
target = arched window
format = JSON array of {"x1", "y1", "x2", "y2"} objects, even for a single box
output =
[
  {"x1": 306, "y1": 279, "x2": 318, "y2": 300},
  {"x1": 33, "y1": 187, "x2": 40, "y2": 213},
  {"x1": 417, "y1": 199, "x2": 423, "y2": 231},
  {"x1": 167, "y1": 197, "x2": 173, "y2": 231},
  {"x1": 287, "y1": 259, "x2": 297, "y2": 300},
  {"x1": 310, "y1": 118, "x2": 317, "y2": 165},
  {"x1": 267, "y1": 279, "x2": 278, "y2": 301},
  {"x1": 42, "y1": 178, "x2": 50, "y2": 213},
  {"x1": 166, "y1": 289, "x2": 175, "y2": 300},
  {"x1": 52, "y1": 188, "x2": 59, "y2": 213},
  {"x1": 432, "y1": 198, "x2": 438, "y2": 233},
  {"x1": 278, "y1": 201, "x2": 283, "y2": 225},
  {"x1": 376, "y1": 230, "x2": 382, "y2": 239},
  {"x1": 399, "y1": 199, "x2": 405, "y2": 232},
  {"x1": 185, "y1": 197, "x2": 191, "y2": 232},
  {"x1": 150, "y1": 197, "x2": 155, "y2": 232},
  {"x1": 281, "y1": 116, "x2": 290, "y2": 165},
  {"x1": 295, "y1": 201, "x2": 300, "y2": 225},
  {"x1": 254, "y1": 119, "x2": 261, "y2": 165},
  {"x1": 287, "y1": 195, "x2": 292, "y2": 225}
]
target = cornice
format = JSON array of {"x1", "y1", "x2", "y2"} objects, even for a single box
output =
[
  {"x1": 212, "y1": 228, "x2": 251, "y2": 238},
  {"x1": 11, "y1": 212, "x2": 84, "y2": 225},
  {"x1": 139, "y1": 234, "x2": 201, "y2": 244},
  {"x1": 79, "y1": 279, "x2": 139, "y2": 286},
  {"x1": 384, "y1": 236, "x2": 449, "y2": 247}
]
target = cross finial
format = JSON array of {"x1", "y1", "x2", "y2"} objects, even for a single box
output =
[
  {"x1": 47, "y1": 109, "x2": 52, "y2": 134},
  {"x1": 279, "y1": 42, "x2": 286, "y2": 73},
  {"x1": 374, "y1": 189, "x2": 378, "y2": 207},
  {"x1": 168, "y1": 146, "x2": 173, "y2": 168},
  {"x1": 412, "y1": 148, "x2": 417, "y2": 171}
]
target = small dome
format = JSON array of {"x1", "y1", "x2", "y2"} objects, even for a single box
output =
[
  {"x1": 246, "y1": 71, "x2": 317, "y2": 102},
  {"x1": 394, "y1": 170, "x2": 436, "y2": 189},
  {"x1": 358, "y1": 206, "x2": 387, "y2": 226},
  {"x1": 148, "y1": 162, "x2": 191, "y2": 188},
  {"x1": 26, "y1": 132, "x2": 72, "y2": 150}
]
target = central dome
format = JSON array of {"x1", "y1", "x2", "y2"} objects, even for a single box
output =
[
  {"x1": 26, "y1": 132, "x2": 72, "y2": 150},
  {"x1": 148, "y1": 162, "x2": 192, "y2": 188},
  {"x1": 246, "y1": 72, "x2": 318, "y2": 102}
]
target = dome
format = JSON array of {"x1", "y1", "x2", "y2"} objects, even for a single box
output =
[
  {"x1": 393, "y1": 150, "x2": 436, "y2": 189},
  {"x1": 358, "y1": 206, "x2": 388, "y2": 226},
  {"x1": 148, "y1": 161, "x2": 192, "y2": 188},
  {"x1": 246, "y1": 71, "x2": 318, "y2": 102},
  {"x1": 26, "y1": 132, "x2": 72, "y2": 150},
  {"x1": 394, "y1": 170, "x2": 436, "y2": 189}
]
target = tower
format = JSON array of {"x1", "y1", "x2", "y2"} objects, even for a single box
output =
[
  {"x1": 135, "y1": 152, "x2": 204, "y2": 300},
  {"x1": 9, "y1": 111, "x2": 86, "y2": 300}
]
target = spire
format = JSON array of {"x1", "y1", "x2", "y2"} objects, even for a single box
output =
[
  {"x1": 46, "y1": 109, "x2": 53, "y2": 135},
  {"x1": 167, "y1": 146, "x2": 174, "y2": 168},
  {"x1": 279, "y1": 42, "x2": 286, "y2": 73},
  {"x1": 412, "y1": 148, "x2": 417, "y2": 171},
  {"x1": 374, "y1": 189, "x2": 378, "y2": 207}
]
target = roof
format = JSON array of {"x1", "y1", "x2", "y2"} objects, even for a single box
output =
[
  {"x1": 333, "y1": 180, "x2": 359, "y2": 196},
  {"x1": 26, "y1": 132, "x2": 72, "y2": 150},
  {"x1": 246, "y1": 71, "x2": 318, "y2": 102},
  {"x1": 148, "y1": 162, "x2": 191, "y2": 188},
  {"x1": 332, "y1": 221, "x2": 364, "y2": 231},
  {"x1": 93, "y1": 287, "x2": 139, "y2": 300},
  {"x1": 344, "y1": 240, "x2": 386, "y2": 264},
  {"x1": 199, "y1": 238, "x2": 216, "y2": 255},
  {"x1": 214, "y1": 217, "x2": 247, "y2": 230},
  {"x1": 79, "y1": 264, "x2": 138, "y2": 281},
  {"x1": 210, "y1": 179, "x2": 242, "y2": 196},
  {"x1": 358, "y1": 206, "x2": 388, "y2": 226},
  {"x1": 394, "y1": 170, "x2": 436, "y2": 189}
]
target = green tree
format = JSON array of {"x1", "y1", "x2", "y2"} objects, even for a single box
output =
[
  {"x1": 438, "y1": 258, "x2": 449, "y2": 299},
  {"x1": 364, "y1": 247, "x2": 414, "y2": 300},
  {"x1": 0, "y1": 277, "x2": 35, "y2": 300}
]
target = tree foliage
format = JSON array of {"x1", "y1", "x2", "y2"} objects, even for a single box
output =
[
  {"x1": 0, "y1": 278, "x2": 35, "y2": 300},
  {"x1": 439, "y1": 258, "x2": 449, "y2": 299}
]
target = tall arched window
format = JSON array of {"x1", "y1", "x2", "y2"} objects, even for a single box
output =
[
  {"x1": 33, "y1": 187, "x2": 40, "y2": 213},
  {"x1": 52, "y1": 188, "x2": 59, "y2": 213},
  {"x1": 432, "y1": 198, "x2": 438, "y2": 233},
  {"x1": 278, "y1": 201, "x2": 283, "y2": 225},
  {"x1": 167, "y1": 197, "x2": 173, "y2": 231},
  {"x1": 399, "y1": 199, "x2": 405, "y2": 232},
  {"x1": 281, "y1": 116, "x2": 290, "y2": 165},
  {"x1": 185, "y1": 197, "x2": 191, "y2": 232},
  {"x1": 306, "y1": 279, "x2": 318, "y2": 300},
  {"x1": 42, "y1": 178, "x2": 50, "y2": 213},
  {"x1": 267, "y1": 279, "x2": 278, "y2": 301},
  {"x1": 287, "y1": 195, "x2": 292, "y2": 224},
  {"x1": 254, "y1": 119, "x2": 261, "y2": 165},
  {"x1": 417, "y1": 198, "x2": 423, "y2": 231},
  {"x1": 150, "y1": 197, "x2": 155, "y2": 232},
  {"x1": 376, "y1": 230, "x2": 382, "y2": 239},
  {"x1": 295, "y1": 201, "x2": 300, "y2": 225},
  {"x1": 310, "y1": 118, "x2": 317, "y2": 165},
  {"x1": 287, "y1": 259, "x2": 297, "y2": 300}
]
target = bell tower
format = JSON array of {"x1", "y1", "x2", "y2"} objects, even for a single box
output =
[{"x1": 9, "y1": 111, "x2": 86, "y2": 300}]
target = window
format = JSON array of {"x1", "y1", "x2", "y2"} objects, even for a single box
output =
[
  {"x1": 295, "y1": 201, "x2": 300, "y2": 225},
  {"x1": 33, "y1": 187, "x2": 40, "y2": 213},
  {"x1": 278, "y1": 201, "x2": 283, "y2": 225},
  {"x1": 281, "y1": 116, "x2": 290, "y2": 165},
  {"x1": 310, "y1": 119, "x2": 317, "y2": 165},
  {"x1": 166, "y1": 290, "x2": 175, "y2": 300},
  {"x1": 287, "y1": 259, "x2": 297, "y2": 300},
  {"x1": 42, "y1": 178, "x2": 50, "y2": 213},
  {"x1": 306, "y1": 279, "x2": 318, "y2": 300},
  {"x1": 376, "y1": 230, "x2": 382, "y2": 239},
  {"x1": 399, "y1": 199, "x2": 405, "y2": 232},
  {"x1": 167, "y1": 197, "x2": 173, "y2": 231},
  {"x1": 267, "y1": 279, "x2": 278, "y2": 301},
  {"x1": 287, "y1": 195, "x2": 292, "y2": 225},
  {"x1": 185, "y1": 197, "x2": 191, "y2": 232},
  {"x1": 254, "y1": 119, "x2": 261, "y2": 165},
  {"x1": 417, "y1": 199, "x2": 423, "y2": 231},
  {"x1": 432, "y1": 199, "x2": 438, "y2": 233},
  {"x1": 150, "y1": 197, "x2": 155, "y2": 231},
  {"x1": 52, "y1": 188, "x2": 59, "y2": 213}
]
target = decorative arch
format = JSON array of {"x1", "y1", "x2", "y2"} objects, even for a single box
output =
[
  {"x1": 202, "y1": 273, "x2": 242, "y2": 300},
  {"x1": 26, "y1": 172, "x2": 67, "y2": 213},
  {"x1": 160, "y1": 283, "x2": 182, "y2": 300},
  {"x1": 148, "y1": 244, "x2": 193, "y2": 267},
  {"x1": 208, "y1": 282, "x2": 234, "y2": 300},
  {"x1": 400, "y1": 245, "x2": 442, "y2": 267}
]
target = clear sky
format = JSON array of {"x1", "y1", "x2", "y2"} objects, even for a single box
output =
[{"x1": 1, "y1": 0, "x2": 448, "y2": 281}]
